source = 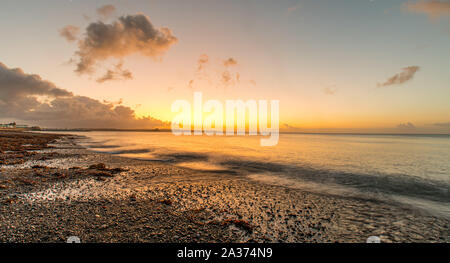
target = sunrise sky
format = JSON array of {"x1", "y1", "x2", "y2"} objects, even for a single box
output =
[{"x1": 0, "y1": 0, "x2": 449, "y2": 133}]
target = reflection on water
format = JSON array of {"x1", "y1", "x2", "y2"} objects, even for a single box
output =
[
  {"x1": 56, "y1": 131, "x2": 450, "y2": 217},
  {"x1": 177, "y1": 162, "x2": 228, "y2": 172}
]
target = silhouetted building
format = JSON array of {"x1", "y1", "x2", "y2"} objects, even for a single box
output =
[{"x1": 0, "y1": 122, "x2": 16, "y2": 128}]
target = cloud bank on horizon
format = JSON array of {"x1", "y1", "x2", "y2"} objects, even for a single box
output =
[
  {"x1": 0, "y1": 62, "x2": 167, "y2": 129},
  {"x1": 397, "y1": 122, "x2": 416, "y2": 129}
]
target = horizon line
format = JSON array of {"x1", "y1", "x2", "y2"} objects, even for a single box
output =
[{"x1": 38, "y1": 128, "x2": 450, "y2": 136}]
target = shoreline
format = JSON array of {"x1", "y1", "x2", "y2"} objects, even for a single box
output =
[{"x1": 0, "y1": 131, "x2": 448, "y2": 243}]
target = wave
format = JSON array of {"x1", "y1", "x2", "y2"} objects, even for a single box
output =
[
  {"x1": 84, "y1": 144, "x2": 121, "y2": 149},
  {"x1": 108, "y1": 149, "x2": 153, "y2": 155},
  {"x1": 155, "y1": 153, "x2": 209, "y2": 163},
  {"x1": 219, "y1": 159, "x2": 450, "y2": 203},
  {"x1": 82, "y1": 141, "x2": 450, "y2": 204}
]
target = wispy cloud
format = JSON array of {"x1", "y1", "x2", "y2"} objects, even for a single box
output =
[
  {"x1": 96, "y1": 62, "x2": 133, "y2": 83},
  {"x1": 188, "y1": 79, "x2": 194, "y2": 89},
  {"x1": 223, "y1": 58, "x2": 238, "y2": 67},
  {"x1": 323, "y1": 86, "x2": 337, "y2": 95},
  {"x1": 197, "y1": 54, "x2": 209, "y2": 71},
  {"x1": 287, "y1": 3, "x2": 301, "y2": 15},
  {"x1": 59, "y1": 25, "x2": 80, "y2": 42},
  {"x1": 97, "y1": 4, "x2": 116, "y2": 20},
  {"x1": 404, "y1": 0, "x2": 450, "y2": 19},
  {"x1": 187, "y1": 55, "x2": 243, "y2": 89},
  {"x1": 378, "y1": 66, "x2": 420, "y2": 87}
]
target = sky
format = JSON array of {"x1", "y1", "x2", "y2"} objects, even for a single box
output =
[{"x1": 0, "y1": 0, "x2": 449, "y2": 133}]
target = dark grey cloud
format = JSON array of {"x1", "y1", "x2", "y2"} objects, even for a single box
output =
[
  {"x1": 96, "y1": 62, "x2": 133, "y2": 83},
  {"x1": 378, "y1": 66, "x2": 420, "y2": 87},
  {"x1": 0, "y1": 62, "x2": 166, "y2": 129},
  {"x1": 73, "y1": 14, "x2": 177, "y2": 75},
  {"x1": 59, "y1": 25, "x2": 80, "y2": 42},
  {"x1": 397, "y1": 122, "x2": 416, "y2": 129},
  {"x1": 97, "y1": 4, "x2": 116, "y2": 20},
  {"x1": 0, "y1": 62, "x2": 72, "y2": 100}
]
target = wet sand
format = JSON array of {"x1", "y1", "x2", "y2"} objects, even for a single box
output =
[{"x1": 0, "y1": 131, "x2": 448, "y2": 243}]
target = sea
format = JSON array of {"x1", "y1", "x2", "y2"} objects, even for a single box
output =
[{"x1": 50, "y1": 131, "x2": 450, "y2": 218}]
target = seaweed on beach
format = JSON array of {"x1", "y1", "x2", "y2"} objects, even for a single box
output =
[
  {"x1": 87, "y1": 163, "x2": 128, "y2": 177},
  {"x1": 220, "y1": 219, "x2": 253, "y2": 232}
]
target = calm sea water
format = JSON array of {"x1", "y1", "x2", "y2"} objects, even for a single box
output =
[{"x1": 55, "y1": 131, "x2": 450, "y2": 217}]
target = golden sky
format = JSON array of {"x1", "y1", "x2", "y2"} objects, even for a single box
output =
[{"x1": 0, "y1": 0, "x2": 449, "y2": 133}]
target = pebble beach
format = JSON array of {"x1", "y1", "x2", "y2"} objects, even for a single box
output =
[{"x1": 0, "y1": 131, "x2": 448, "y2": 243}]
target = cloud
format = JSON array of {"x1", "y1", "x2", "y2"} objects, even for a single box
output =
[
  {"x1": 59, "y1": 25, "x2": 80, "y2": 42},
  {"x1": 187, "y1": 55, "x2": 244, "y2": 89},
  {"x1": 287, "y1": 3, "x2": 301, "y2": 15},
  {"x1": 404, "y1": 0, "x2": 450, "y2": 19},
  {"x1": 222, "y1": 71, "x2": 231, "y2": 83},
  {"x1": 378, "y1": 66, "x2": 420, "y2": 87},
  {"x1": 221, "y1": 58, "x2": 239, "y2": 86},
  {"x1": 397, "y1": 122, "x2": 416, "y2": 129},
  {"x1": 0, "y1": 62, "x2": 72, "y2": 100},
  {"x1": 220, "y1": 71, "x2": 241, "y2": 86},
  {"x1": 323, "y1": 86, "x2": 337, "y2": 95},
  {"x1": 96, "y1": 62, "x2": 133, "y2": 83},
  {"x1": 73, "y1": 14, "x2": 177, "y2": 75},
  {"x1": 103, "y1": 98, "x2": 123, "y2": 105},
  {"x1": 221, "y1": 71, "x2": 233, "y2": 85},
  {"x1": 188, "y1": 79, "x2": 194, "y2": 89},
  {"x1": 282, "y1": 123, "x2": 301, "y2": 131},
  {"x1": 97, "y1": 4, "x2": 116, "y2": 20},
  {"x1": 0, "y1": 62, "x2": 166, "y2": 129},
  {"x1": 223, "y1": 58, "x2": 238, "y2": 67},
  {"x1": 433, "y1": 122, "x2": 450, "y2": 127},
  {"x1": 197, "y1": 54, "x2": 209, "y2": 71}
]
